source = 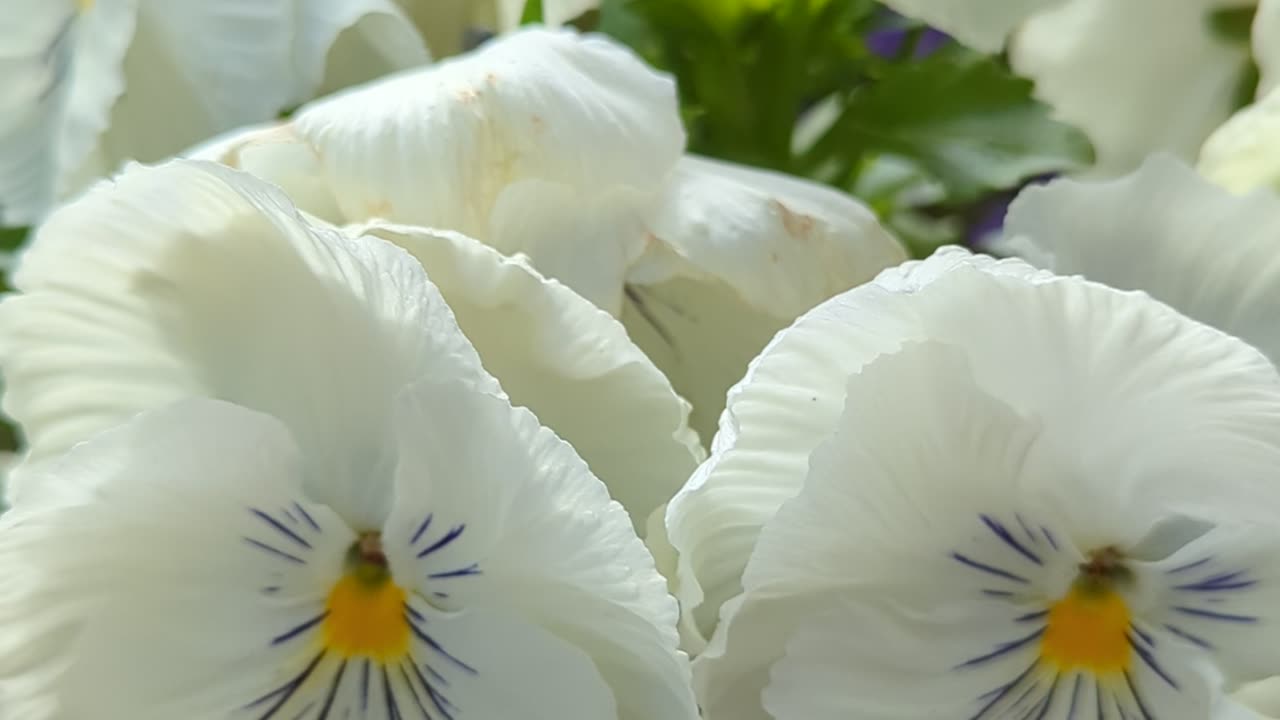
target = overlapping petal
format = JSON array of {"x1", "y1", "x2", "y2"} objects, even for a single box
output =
[
  {"x1": 691, "y1": 295, "x2": 1280, "y2": 718},
  {"x1": 1009, "y1": 0, "x2": 1249, "y2": 177},
  {"x1": 1003, "y1": 154, "x2": 1280, "y2": 363},
  {"x1": 666, "y1": 246, "x2": 1280, "y2": 654},
  {"x1": 0, "y1": 380, "x2": 698, "y2": 718},
  {"x1": 0, "y1": 0, "x2": 427, "y2": 224},
  {"x1": 357, "y1": 221, "x2": 704, "y2": 530},
  {"x1": 625, "y1": 155, "x2": 907, "y2": 439},
  {"x1": 0, "y1": 160, "x2": 490, "y2": 525},
  {"x1": 201, "y1": 31, "x2": 906, "y2": 442}
]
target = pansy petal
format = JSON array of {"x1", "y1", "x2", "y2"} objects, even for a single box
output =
[
  {"x1": 383, "y1": 377, "x2": 699, "y2": 720},
  {"x1": 185, "y1": 122, "x2": 346, "y2": 224},
  {"x1": 625, "y1": 154, "x2": 905, "y2": 439},
  {"x1": 875, "y1": 0, "x2": 1066, "y2": 53},
  {"x1": 0, "y1": 160, "x2": 492, "y2": 523},
  {"x1": 0, "y1": 399, "x2": 360, "y2": 718},
  {"x1": 667, "y1": 246, "x2": 1280, "y2": 648},
  {"x1": 1010, "y1": 0, "x2": 1247, "y2": 176},
  {"x1": 761, "y1": 594, "x2": 1221, "y2": 720},
  {"x1": 282, "y1": 27, "x2": 682, "y2": 230},
  {"x1": 301, "y1": 0, "x2": 429, "y2": 98},
  {"x1": 359, "y1": 221, "x2": 703, "y2": 530},
  {"x1": 1004, "y1": 154, "x2": 1280, "y2": 362},
  {"x1": 0, "y1": 1, "x2": 133, "y2": 224},
  {"x1": 1135, "y1": 522, "x2": 1280, "y2": 682}
]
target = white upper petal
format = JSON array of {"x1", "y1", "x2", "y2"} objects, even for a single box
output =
[
  {"x1": 277, "y1": 27, "x2": 681, "y2": 232},
  {"x1": 359, "y1": 221, "x2": 704, "y2": 531},
  {"x1": 1199, "y1": 86, "x2": 1280, "y2": 193},
  {"x1": 623, "y1": 154, "x2": 906, "y2": 440},
  {"x1": 1004, "y1": 154, "x2": 1280, "y2": 364},
  {"x1": 875, "y1": 0, "x2": 1068, "y2": 53},
  {"x1": 0, "y1": 160, "x2": 492, "y2": 525},
  {"x1": 665, "y1": 246, "x2": 1280, "y2": 649},
  {"x1": 0, "y1": 0, "x2": 427, "y2": 224},
  {"x1": 382, "y1": 377, "x2": 699, "y2": 719},
  {"x1": 0, "y1": 0, "x2": 133, "y2": 225},
  {"x1": 1010, "y1": 0, "x2": 1248, "y2": 177}
]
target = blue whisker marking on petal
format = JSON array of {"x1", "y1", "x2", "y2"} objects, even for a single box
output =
[
  {"x1": 293, "y1": 502, "x2": 321, "y2": 532},
  {"x1": 1015, "y1": 610, "x2": 1049, "y2": 623},
  {"x1": 421, "y1": 661, "x2": 449, "y2": 686},
  {"x1": 410, "y1": 514, "x2": 434, "y2": 546},
  {"x1": 1094, "y1": 675, "x2": 1105, "y2": 720},
  {"x1": 416, "y1": 525, "x2": 466, "y2": 559},
  {"x1": 1129, "y1": 624, "x2": 1155, "y2": 648},
  {"x1": 968, "y1": 659, "x2": 1041, "y2": 720},
  {"x1": 398, "y1": 663, "x2": 434, "y2": 720},
  {"x1": 1174, "y1": 570, "x2": 1256, "y2": 592},
  {"x1": 980, "y1": 515, "x2": 1043, "y2": 566},
  {"x1": 955, "y1": 627, "x2": 1045, "y2": 669},
  {"x1": 405, "y1": 604, "x2": 425, "y2": 622},
  {"x1": 408, "y1": 618, "x2": 478, "y2": 675},
  {"x1": 953, "y1": 553, "x2": 1030, "y2": 584},
  {"x1": 1172, "y1": 606, "x2": 1257, "y2": 623},
  {"x1": 361, "y1": 660, "x2": 371, "y2": 712},
  {"x1": 316, "y1": 659, "x2": 346, "y2": 720},
  {"x1": 244, "y1": 538, "x2": 306, "y2": 565},
  {"x1": 1030, "y1": 674, "x2": 1059, "y2": 720},
  {"x1": 428, "y1": 564, "x2": 481, "y2": 580},
  {"x1": 1162, "y1": 623, "x2": 1213, "y2": 650},
  {"x1": 1127, "y1": 632, "x2": 1178, "y2": 690},
  {"x1": 406, "y1": 660, "x2": 458, "y2": 720},
  {"x1": 1166, "y1": 557, "x2": 1211, "y2": 575},
  {"x1": 272, "y1": 613, "x2": 327, "y2": 646},
  {"x1": 382, "y1": 666, "x2": 402, "y2": 720},
  {"x1": 244, "y1": 649, "x2": 326, "y2": 718},
  {"x1": 983, "y1": 589, "x2": 1017, "y2": 598},
  {"x1": 1067, "y1": 674, "x2": 1083, "y2": 720},
  {"x1": 262, "y1": 586, "x2": 281, "y2": 594},
  {"x1": 433, "y1": 591, "x2": 450, "y2": 599},
  {"x1": 1042, "y1": 527, "x2": 1059, "y2": 551},
  {"x1": 250, "y1": 508, "x2": 313, "y2": 550},
  {"x1": 1123, "y1": 670, "x2": 1156, "y2": 720},
  {"x1": 282, "y1": 507, "x2": 299, "y2": 525},
  {"x1": 1015, "y1": 515, "x2": 1039, "y2": 545}
]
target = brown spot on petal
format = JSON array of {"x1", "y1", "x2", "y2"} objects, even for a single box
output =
[{"x1": 771, "y1": 199, "x2": 815, "y2": 240}]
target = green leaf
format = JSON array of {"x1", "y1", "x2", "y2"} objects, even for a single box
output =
[
  {"x1": 521, "y1": 0, "x2": 544, "y2": 24},
  {"x1": 818, "y1": 52, "x2": 1094, "y2": 201}
]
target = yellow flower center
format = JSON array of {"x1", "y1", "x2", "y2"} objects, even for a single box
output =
[
  {"x1": 321, "y1": 533, "x2": 411, "y2": 663},
  {"x1": 1040, "y1": 547, "x2": 1133, "y2": 674}
]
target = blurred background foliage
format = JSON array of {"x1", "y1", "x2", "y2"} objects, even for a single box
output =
[{"x1": 0, "y1": 0, "x2": 1097, "y2": 454}]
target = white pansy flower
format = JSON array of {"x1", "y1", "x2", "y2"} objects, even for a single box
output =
[
  {"x1": 0, "y1": 383, "x2": 696, "y2": 718},
  {"x1": 668, "y1": 248, "x2": 1280, "y2": 718},
  {"x1": 0, "y1": 0, "x2": 428, "y2": 226},
  {"x1": 0, "y1": 160, "x2": 702, "y2": 533},
  {"x1": 195, "y1": 27, "x2": 906, "y2": 439},
  {"x1": 876, "y1": 0, "x2": 1258, "y2": 177},
  {"x1": 1001, "y1": 154, "x2": 1280, "y2": 363}
]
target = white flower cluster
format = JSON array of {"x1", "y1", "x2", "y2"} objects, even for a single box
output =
[{"x1": 4, "y1": 3, "x2": 1280, "y2": 720}]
